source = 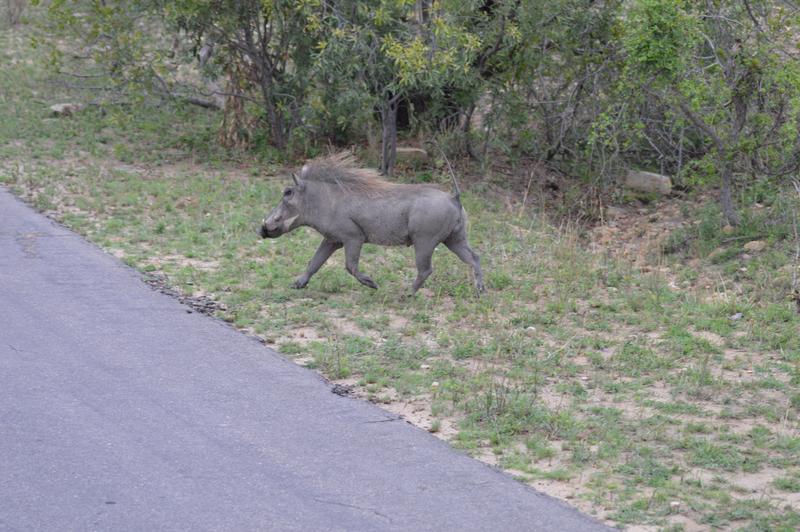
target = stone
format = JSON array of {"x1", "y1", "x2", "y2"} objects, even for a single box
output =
[
  {"x1": 743, "y1": 240, "x2": 767, "y2": 252},
  {"x1": 50, "y1": 103, "x2": 85, "y2": 117},
  {"x1": 605, "y1": 206, "x2": 626, "y2": 220},
  {"x1": 395, "y1": 147, "x2": 429, "y2": 165},
  {"x1": 708, "y1": 247, "x2": 726, "y2": 260},
  {"x1": 623, "y1": 170, "x2": 672, "y2": 195}
]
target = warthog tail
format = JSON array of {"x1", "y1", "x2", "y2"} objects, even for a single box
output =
[
  {"x1": 450, "y1": 173, "x2": 462, "y2": 207},
  {"x1": 435, "y1": 143, "x2": 461, "y2": 207}
]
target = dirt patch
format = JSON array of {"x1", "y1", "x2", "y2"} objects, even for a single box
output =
[
  {"x1": 275, "y1": 326, "x2": 325, "y2": 348},
  {"x1": 728, "y1": 468, "x2": 784, "y2": 497},
  {"x1": 329, "y1": 316, "x2": 364, "y2": 336},
  {"x1": 692, "y1": 330, "x2": 725, "y2": 347},
  {"x1": 387, "y1": 312, "x2": 409, "y2": 331},
  {"x1": 722, "y1": 468, "x2": 800, "y2": 511},
  {"x1": 660, "y1": 515, "x2": 708, "y2": 532},
  {"x1": 529, "y1": 473, "x2": 601, "y2": 512},
  {"x1": 381, "y1": 396, "x2": 459, "y2": 437},
  {"x1": 145, "y1": 254, "x2": 220, "y2": 272},
  {"x1": 589, "y1": 201, "x2": 688, "y2": 267}
]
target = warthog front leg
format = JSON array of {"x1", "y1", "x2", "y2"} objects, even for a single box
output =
[
  {"x1": 445, "y1": 237, "x2": 485, "y2": 293},
  {"x1": 293, "y1": 239, "x2": 342, "y2": 288},
  {"x1": 344, "y1": 240, "x2": 378, "y2": 289}
]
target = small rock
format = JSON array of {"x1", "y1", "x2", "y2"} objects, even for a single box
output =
[
  {"x1": 526, "y1": 326, "x2": 536, "y2": 332},
  {"x1": 743, "y1": 240, "x2": 767, "y2": 252},
  {"x1": 395, "y1": 147, "x2": 429, "y2": 166},
  {"x1": 50, "y1": 103, "x2": 84, "y2": 117},
  {"x1": 708, "y1": 247, "x2": 726, "y2": 260},
  {"x1": 431, "y1": 381, "x2": 440, "y2": 388},
  {"x1": 331, "y1": 384, "x2": 353, "y2": 396},
  {"x1": 623, "y1": 170, "x2": 672, "y2": 195},
  {"x1": 420, "y1": 364, "x2": 431, "y2": 370},
  {"x1": 741, "y1": 253, "x2": 752, "y2": 261},
  {"x1": 605, "y1": 206, "x2": 625, "y2": 220},
  {"x1": 722, "y1": 225, "x2": 735, "y2": 234},
  {"x1": 729, "y1": 312, "x2": 743, "y2": 321},
  {"x1": 669, "y1": 501, "x2": 681, "y2": 513}
]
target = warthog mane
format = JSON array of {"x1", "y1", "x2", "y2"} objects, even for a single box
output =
[{"x1": 299, "y1": 153, "x2": 402, "y2": 197}]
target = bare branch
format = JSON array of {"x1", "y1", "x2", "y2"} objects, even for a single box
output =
[{"x1": 669, "y1": 89, "x2": 723, "y2": 151}]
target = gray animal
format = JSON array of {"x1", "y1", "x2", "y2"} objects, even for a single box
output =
[{"x1": 260, "y1": 153, "x2": 485, "y2": 294}]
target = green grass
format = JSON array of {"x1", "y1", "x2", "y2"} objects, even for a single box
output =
[{"x1": 3, "y1": 17, "x2": 800, "y2": 530}]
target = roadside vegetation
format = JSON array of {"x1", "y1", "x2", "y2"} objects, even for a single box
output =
[{"x1": 3, "y1": 2, "x2": 800, "y2": 530}]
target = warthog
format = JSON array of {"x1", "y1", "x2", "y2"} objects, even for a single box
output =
[{"x1": 260, "y1": 153, "x2": 485, "y2": 294}]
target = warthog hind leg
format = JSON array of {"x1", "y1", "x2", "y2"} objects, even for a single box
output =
[
  {"x1": 411, "y1": 241, "x2": 436, "y2": 294},
  {"x1": 445, "y1": 237, "x2": 485, "y2": 293}
]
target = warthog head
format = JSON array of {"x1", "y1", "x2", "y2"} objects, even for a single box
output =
[{"x1": 260, "y1": 174, "x2": 304, "y2": 239}]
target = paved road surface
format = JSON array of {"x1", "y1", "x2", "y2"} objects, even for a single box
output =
[{"x1": 0, "y1": 187, "x2": 609, "y2": 531}]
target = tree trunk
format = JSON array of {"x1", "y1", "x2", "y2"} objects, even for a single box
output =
[
  {"x1": 266, "y1": 99, "x2": 286, "y2": 150},
  {"x1": 720, "y1": 88, "x2": 747, "y2": 227},
  {"x1": 380, "y1": 97, "x2": 399, "y2": 176},
  {"x1": 463, "y1": 103, "x2": 481, "y2": 161},
  {"x1": 258, "y1": 76, "x2": 286, "y2": 150},
  {"x1": 5, "y1": 0, "x2": 26, "y2": 25},
  {"x1": 218, "y1": 62, "x2": 252, "y2": 150},
  {"x1": 719, "y1": 154, "x2": 741, "y2": 226}
]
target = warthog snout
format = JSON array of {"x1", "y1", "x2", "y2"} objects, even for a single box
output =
[{"x1": 259, "y1": 222, "x2": 280, "y2": 239}]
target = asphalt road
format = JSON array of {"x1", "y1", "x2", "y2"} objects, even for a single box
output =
[{"x1": 0, "y1": 187, "x2": 609, "y2": 531}]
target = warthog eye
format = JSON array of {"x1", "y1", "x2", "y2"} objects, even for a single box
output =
[{"x1": 283, "y1": 188, "x2": 293, "y2": 198}]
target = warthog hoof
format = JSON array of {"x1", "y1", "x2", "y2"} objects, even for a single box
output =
[
  {"x1": 357, "y1": 275, "x2": 378, "y2": 290},
  {"x1": 292, "y1": 275, "x2": 309, "y2": 289}
]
